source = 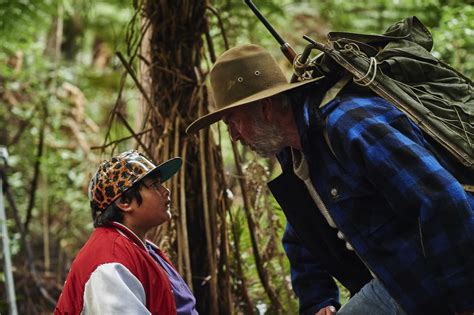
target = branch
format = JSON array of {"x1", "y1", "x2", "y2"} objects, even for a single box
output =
[
  {"x1": 178, "y1": 138, "x2": 193, "y2": 290},
  {"x1": 101, "y1": 70, "x2": 127, "y2": 155},
  {"x1": 228, "y1": 205, "x2": 256, "y2": 315},
  {"x1": 116, "y1": 51, "x2": 164, "y2": 126},
  {"x1": 231, "y1": 143, "x2": 283, "y2": 312},
  {"x1": 206, "y1": 5, "x2": 229, "y2": 51},
  {"x1": 116, "y1": 112, "x2": 155, "y2": 159},
  {"x1": 24, "y1": 102, "x2": 47, "y2": 232},
  {"x1": 91, "y1": 128, "x2": 152, "y2": 150},
  {"x1": 3, "y1": 172, "x2": 56, "y2": 307},
  {"x1": 9, "y1": 118, "x2": 31, "y2": 146}
]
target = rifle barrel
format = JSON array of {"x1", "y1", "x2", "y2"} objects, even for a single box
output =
[
  {"x1": 244, "y1": 0, "x2": 285, "y2": 46},
  {"x1": 244, "y1": 0, "x2": 297, "y2": 64}
]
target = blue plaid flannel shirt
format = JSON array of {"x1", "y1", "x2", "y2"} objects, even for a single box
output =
[{"x1": 280, "y1": 93, "x2": 474, "y2": 314}]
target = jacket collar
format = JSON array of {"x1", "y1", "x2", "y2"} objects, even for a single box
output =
[
  {"x1": 291, "y1": 81, "x2": 329, "y2": 145},
  {"x1": 275, "y1": 97, "x2": 310, "y2": 172},
  {"x1": 110, "y1": 221, "x2": 147, "y2": 251}
]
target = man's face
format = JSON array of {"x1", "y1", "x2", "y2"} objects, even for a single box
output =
[{"x1": 223, "y1": 104, "x2": 286, "y2": 157}]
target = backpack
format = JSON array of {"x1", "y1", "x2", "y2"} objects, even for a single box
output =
[{"x1": 300, "y1": 16, "x2": 473, "y2": 173}]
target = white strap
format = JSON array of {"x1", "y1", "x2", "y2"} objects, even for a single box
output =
[{"x1": 463, "y1": 185, "x2": 474, "y2": 193}]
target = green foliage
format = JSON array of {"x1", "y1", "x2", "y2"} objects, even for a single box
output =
[
  {"x1": 1, "y1": 48, "x2": 91, "y2": 250},
  {"x1": 208, "y1": 0, "x2": 473, "y2": 78},
  {"x1": 0, "y1": 0, "x2": 57, "y2": 51},
  {"x1": 432, "y1": 5, "x2": 474, "y2": 76},
  {"x1": 314, "y1": 0, "x2": 473, "y2": 77},
  {"x1": 0, "y1": 1, "x2": 137, "y2": 301}
]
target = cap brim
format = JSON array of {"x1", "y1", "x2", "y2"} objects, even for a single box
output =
[
  {"x1": 186, "y1": 77, "x2": 323, "y2": 134},
  {"x1": 148, "y1": 157, "x2": 182, "y2": 183}
]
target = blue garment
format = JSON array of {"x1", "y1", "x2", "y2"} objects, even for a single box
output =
[
  {"x1": 146, "y1": 243, "x2": 198, "y2": 315},
  {"x1": 269, "y1": 92, "x2": 474, "y2": 315},
  {"x1": 338, "y1": 278, "x2": 407, "y2": 315}
]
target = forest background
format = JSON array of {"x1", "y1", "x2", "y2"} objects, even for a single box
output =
[{"x1": 0, "y1": 0, "x2": 472, "y2": 314}]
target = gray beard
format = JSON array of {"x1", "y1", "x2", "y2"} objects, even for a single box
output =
[{"x1": 250, "y1": 119, "x2": 287, "y2": 157}]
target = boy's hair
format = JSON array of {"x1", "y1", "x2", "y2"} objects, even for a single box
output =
[{"x1": 92, "y1": 181, "x2": 145, "y2": 227}]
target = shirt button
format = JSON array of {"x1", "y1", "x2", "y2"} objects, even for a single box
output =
[
  {"x1": 330, "y1": 188, "x2": 338, "y2": 198},
  {"x1": 337, "y1": 231, "x2": 345, "y2": 240}
]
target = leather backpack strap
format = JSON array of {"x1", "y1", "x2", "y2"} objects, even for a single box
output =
[{"x1": 319, "y1": 74, "x2": 352, "y2": 109}]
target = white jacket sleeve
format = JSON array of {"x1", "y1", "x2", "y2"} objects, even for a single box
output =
[{"x1": 82, "y1": 262, "x2": 151, "y2": 315}]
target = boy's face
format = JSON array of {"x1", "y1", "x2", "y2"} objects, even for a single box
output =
[{"x1": 130, "y1": 177, "x2": 172, "y2": 230}]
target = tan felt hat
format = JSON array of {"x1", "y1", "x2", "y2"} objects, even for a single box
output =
[{"x1": 186, "y1": 44, "x2": 320, "y2": 134}]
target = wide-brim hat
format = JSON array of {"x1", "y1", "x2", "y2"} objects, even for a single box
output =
[
  {"x1": 186, "y1": 44, "x2": 321, "y2": 134},
  {"x1": 88, "y1": 150, "x2": 182, "y2": 212}
]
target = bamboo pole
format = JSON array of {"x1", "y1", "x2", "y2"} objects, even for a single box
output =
[
  {"x1": 206, "y1": 135, "x2": 218, "y2": 257},
  {"x1": 179, "y1": 139, "x2": 193, "y2": 290},
  {"x1": 198, "y1": 107, "x2": 218, "y2": 315},
  {"x1": 172, "y1": 117, "x2": 183, "y2": 273}
]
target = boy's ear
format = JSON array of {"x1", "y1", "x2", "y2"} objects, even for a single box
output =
[{"x1": 114, "y1": 197, "x2": 133, "y2": 213}]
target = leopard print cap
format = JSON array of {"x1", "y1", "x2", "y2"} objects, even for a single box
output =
[{"x1": 88, "y1": 150, "x2": 157, "y2": 212}]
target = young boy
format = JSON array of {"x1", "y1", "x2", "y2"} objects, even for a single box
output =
[{"x1": 55, "y1": 150, "x2": 198, "y2": 314}]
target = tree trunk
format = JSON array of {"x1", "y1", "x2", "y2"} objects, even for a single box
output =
[{"x1": 139, "y1": 1, "x2": 232, "y2": 313}]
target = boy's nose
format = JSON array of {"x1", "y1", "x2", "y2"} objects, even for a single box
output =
[{"x1": 160, "y1": 186, "x2": 170, "y2": 197}]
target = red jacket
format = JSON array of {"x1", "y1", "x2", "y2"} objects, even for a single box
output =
[{"x1": 55, "y1": 222, "x2": 177, "y2": 314}]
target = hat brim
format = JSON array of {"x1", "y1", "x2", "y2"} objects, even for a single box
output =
[
  {"x1": 147, "y1": 157, "x2": 182, "y2": 183},
  {"x1": 186, "y1": 77, "x2": 323, "y2": 134}
]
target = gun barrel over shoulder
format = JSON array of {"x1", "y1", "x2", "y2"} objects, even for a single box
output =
[{"x1": 244, "y1": 0, "x2": 297, "y2": 64}]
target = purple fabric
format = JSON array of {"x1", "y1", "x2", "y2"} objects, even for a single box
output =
[{"x1": 146, "y1": 244, "x2": 198, "y2": 315}]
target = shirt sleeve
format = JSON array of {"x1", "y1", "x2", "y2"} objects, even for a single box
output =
[
  {"x1": 282, "y1": 222, "x2": 340, "y2": 314},
  {"x1": 82, "y1": 263, "x2": 151, "y2": 315},
  {"x1": 326, "y1": 96, "x2": 474, "y2": 311}
]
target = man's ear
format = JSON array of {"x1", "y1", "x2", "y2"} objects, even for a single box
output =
[{"x1": 114, "y1": 197, "x2": 133, "y2": 214}]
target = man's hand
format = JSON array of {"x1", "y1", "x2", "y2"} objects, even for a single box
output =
[{"x1": 315, "y1": 305, "x2": 337, "y2": 315}]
